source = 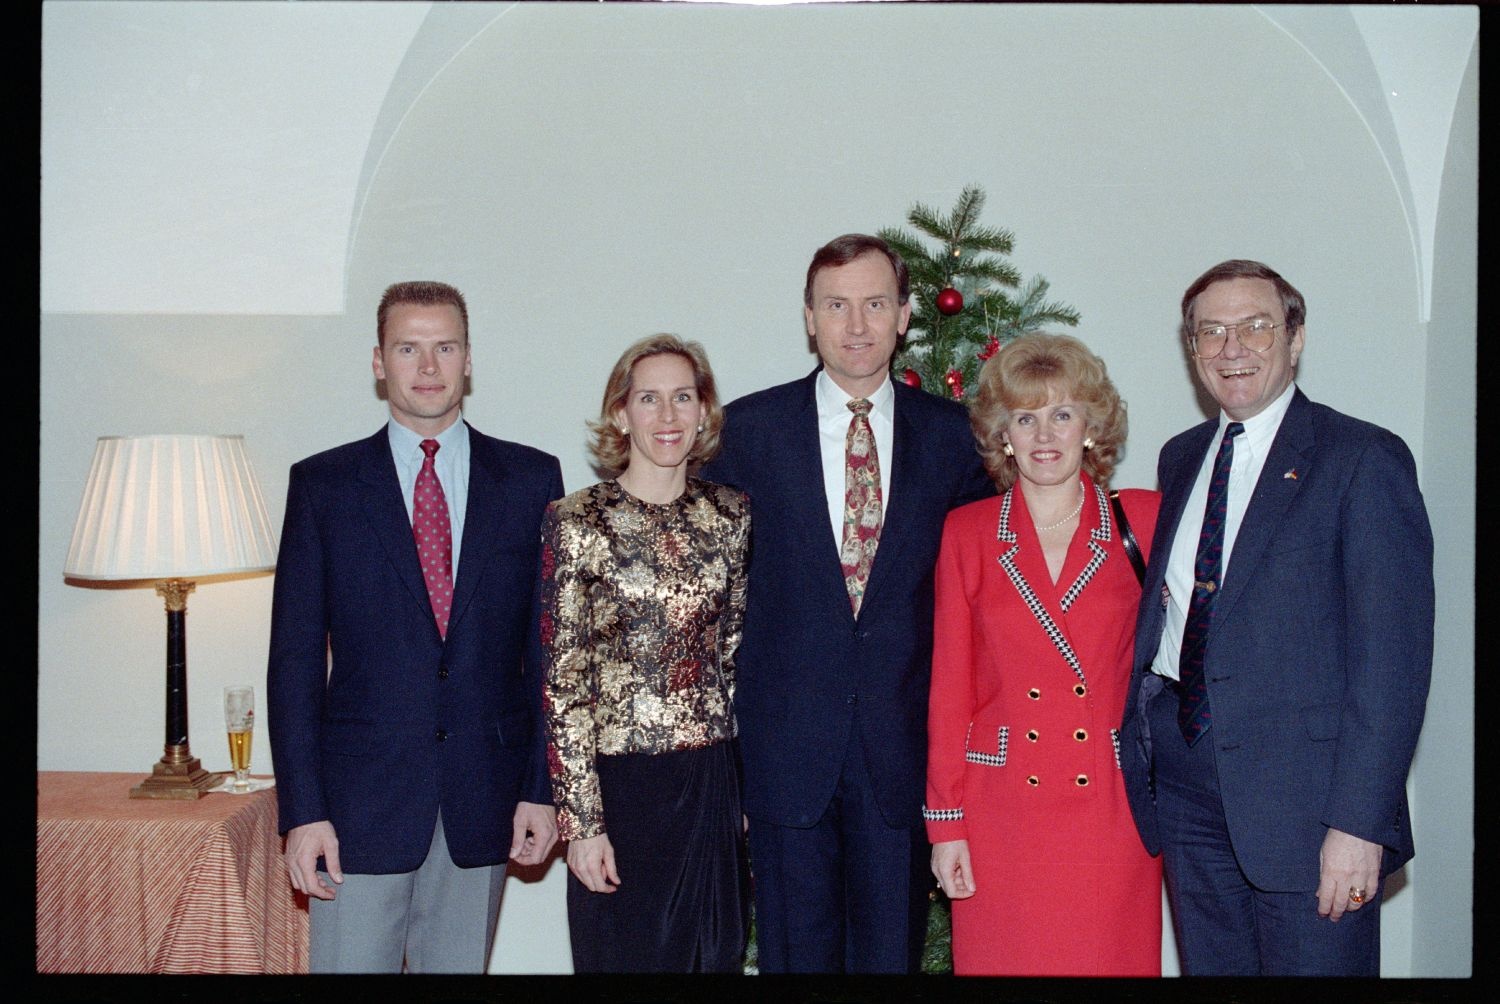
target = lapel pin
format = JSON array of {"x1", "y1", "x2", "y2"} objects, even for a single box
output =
[{"x1": 1283, "y1": 469, "x2": 1298, "y2": 480}]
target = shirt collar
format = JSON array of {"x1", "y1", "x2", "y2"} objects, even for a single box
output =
[
  {"x1": 816, "y1": 369, "x2": 894, "y2": 422},
  {"x1": 1219, "y1": 381, "x2": 1295, "y2": 454},
  {"x1": 387, "y1": 415, "x2": 466, "y2": 457}
]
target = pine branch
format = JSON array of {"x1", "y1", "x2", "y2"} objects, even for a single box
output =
[
  {"x1": 877, "y1": 228, "x2": 930, "y2": 267},
  {"x1": 951, "y1": 224, "x2": 1016, "y2": 254},
  {"x1": 949, "y1": 185, "x2": 986, "y2": 237},
  {"x1": 957, "y1": 259, "x2": 1022, "y2": 288},
  {"x1": 906, "y1": 202, "x2": 948, "y2": 240},
  {"x1": 1007, "y1": 276, "x2": 1081, "y2": 332}
]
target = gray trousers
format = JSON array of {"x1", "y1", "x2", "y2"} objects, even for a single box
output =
[{"x1": 309, "y1": 813, "x2": 505, "y2": 973}]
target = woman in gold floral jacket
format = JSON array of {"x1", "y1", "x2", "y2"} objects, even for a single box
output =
[{"x1": 541, "y1": 334, "x2": 749, "y2": 973}]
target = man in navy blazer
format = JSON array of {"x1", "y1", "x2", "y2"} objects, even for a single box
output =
[
  {"x1": 1118, "y1": 260, "x2": 1432, "y2": 975},
  {"x1": 268, "y1": 281, "x2": 563, "y2": 972},
  {"x1": 702, "y1": 235, "x2": 992, "y2": 972}
]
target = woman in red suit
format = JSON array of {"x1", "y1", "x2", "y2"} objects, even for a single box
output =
[{"x1": 925, "y1": 334, "x2": 1162, "y2": 975}]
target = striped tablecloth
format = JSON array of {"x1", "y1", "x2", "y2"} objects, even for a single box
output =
[{"x1": 36, "y1": 771, "x2": 309, "y2": 973}]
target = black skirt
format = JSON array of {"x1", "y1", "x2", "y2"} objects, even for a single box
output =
[{"x1": 567, "y1": 740, "x2": 748, "y2": 973}]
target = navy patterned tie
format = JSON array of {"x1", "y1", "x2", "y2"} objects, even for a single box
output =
[{"x1": 1177, "y1": 422, "x2": 1243, "y2": 745}]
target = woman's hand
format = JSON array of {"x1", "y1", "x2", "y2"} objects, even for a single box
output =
[
  {"x1": 566, "y1": 833, "x2": 621, "y2": 893},
  {"x1": 931, "y1": 839, "x2": 977, "y2": 899}
]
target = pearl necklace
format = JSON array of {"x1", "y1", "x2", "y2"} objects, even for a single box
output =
[{"x1": 1033, "y1": 479, "x2": 1085, "y2": 532}]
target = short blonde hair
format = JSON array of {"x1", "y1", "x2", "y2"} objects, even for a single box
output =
[
  {"x1": 970, "y1": 333, "x2": 1127, "y2": 491},
  {"x1": 588, "y1": 334, "x2": 725, "y2": 476}
]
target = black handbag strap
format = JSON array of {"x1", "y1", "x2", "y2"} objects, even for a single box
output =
[{"x1": 1108, "y1": 489, "x2": 1146, "y2": 586}]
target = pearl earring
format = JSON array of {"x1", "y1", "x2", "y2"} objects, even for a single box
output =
[
  {"x1": 1002, "y1": 442, "x2": 1014, "y2": 457},
  {"x1": 1083, "y1": 437, "x2": 1094, "y2": 450}
]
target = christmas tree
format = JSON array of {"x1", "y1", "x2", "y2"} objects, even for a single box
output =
[{"x1": 882, "y1": 185, "x2": 1080, "y2": 401}]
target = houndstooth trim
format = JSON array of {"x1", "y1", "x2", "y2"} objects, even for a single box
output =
[
  {"x1": 964, "y1": 723, "x2": 1008, "y2": 767},
  {"x1": 923, "y1": 805, "x2": 964, "y2": 822},
  {"x1": 1110, "y1": 728, "x2": 1122, "y2": 770},
  {"x1": 996, "y1": 488, "x2": 1020, "y2": 545},
  {"x1": 997, "y1": 490, "x2": 1088, "y2": 686},
  {"x1": 1059, "y1": 484, "x2": 1114, "y2": 612}
]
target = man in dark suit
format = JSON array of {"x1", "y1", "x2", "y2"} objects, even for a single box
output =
[
  {"x1": 1119, "y1": 260, "x2": 1432, "y2": 975},
  {"x1": 703, "y1": 234, "x2": 992, "y2": 973},
  {"x1": 268, "y1": 281, "x2": 563, "y2": 972}
]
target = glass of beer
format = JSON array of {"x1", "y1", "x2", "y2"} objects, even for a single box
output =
[{"x1": 223, "y1": 685, "x2": 255, "y2": 791}]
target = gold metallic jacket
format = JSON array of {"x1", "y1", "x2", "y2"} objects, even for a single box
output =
[{"x1": 540, "y1": 478, "x2": 749, "y2": 840}]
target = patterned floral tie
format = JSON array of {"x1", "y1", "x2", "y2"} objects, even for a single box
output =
[
  {"x1": 840, "y1": 398, "x2": 883, "y2": 617},
  {"x1": 413, "y1": 439, "x2": 453, "y2": 639},
  {"x1": 1176, "y1": 421, "x2": 1243, "y2": 744}
]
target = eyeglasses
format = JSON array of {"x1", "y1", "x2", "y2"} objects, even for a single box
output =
[{"x1": 1187, "y1": 319, "x2": 1284, "y2": 359}]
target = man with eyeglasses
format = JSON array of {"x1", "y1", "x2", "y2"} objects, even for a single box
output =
[{"x1": 1117, "y1": 260, "x2": 1432, "y2": 975}]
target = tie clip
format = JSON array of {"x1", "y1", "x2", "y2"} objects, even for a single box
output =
[{"x1": 1194, "y1": 580, "x2": 1217, "y2": 593}]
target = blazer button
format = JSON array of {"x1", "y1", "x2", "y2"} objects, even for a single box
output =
[
  {"x1": 1026, "y1": 730, "x2": 1039, "y2": 742},
  {"x1": 1075, "y1": 774, "x2": 1089, "y2": 786},
  {"x1": 1074, "y1": 729, "x2": 1087, "y2": 741},
  {"x1": 436, "y1": 729, "x2": 448, "y2": 742},
  {"x1": 1074, "y1": 684, "x2": 1087, "y2": 697},
  {"x1": 1027, "y1": 688, "x2": 1041, "y2": 700},
  {"x1": 438, "y1": 666, "x2": 450, "y2": 679},
  {"x1": 1026, "y1": 775, "x2": 1040, "y2": 787}
]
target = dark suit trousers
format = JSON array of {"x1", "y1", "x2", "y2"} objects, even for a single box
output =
[
  {"x1": 1147, "y1": 686, "x2": 1380, "y2": 975},
  {"x1": 747, "y1": 731, "x2": 930, "y2": 974}
]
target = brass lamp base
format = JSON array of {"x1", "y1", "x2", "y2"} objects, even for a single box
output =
[{"x1": 129, "y1": 745, "x2": 220, "y2": 800}]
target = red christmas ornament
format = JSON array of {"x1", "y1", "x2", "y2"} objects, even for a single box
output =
[
  {"x1": 944, "y1": 368, "x2": 964, "y2": 399},
  {"x1": 935, "y1": 287, "x2": 964, "y2": 315},
  {"x1": 902, "y1": 368, "x2": 922, "y2": 388},
  {"x1": 977, "y1": 335, "x2": 1000, "y2": 362}
]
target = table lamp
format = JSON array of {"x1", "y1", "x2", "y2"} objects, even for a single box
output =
[{"x1": 63, "y1": 435, "x2": 278, "y2": 799}]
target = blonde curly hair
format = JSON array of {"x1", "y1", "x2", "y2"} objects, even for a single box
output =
[{"x1": 970, "y1": 333, "x2": 1127, "y2": 492}]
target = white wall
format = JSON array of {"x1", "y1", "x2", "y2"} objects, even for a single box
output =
[{"x1": 40, "y1": 1, "x2": 1475, "y2": 976}]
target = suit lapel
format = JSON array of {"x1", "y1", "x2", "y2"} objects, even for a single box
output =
[
  {"x1": 1133, "y1": 421, "x2": 1216, "y2": 670},
  {"x1": 1153, "y1": 423, "x2": 1218, "y2": 574},
  {"x1": 793, "y1": 375, "x2": 859, "y2": 625},
  {"x1": 356, "y1": 429, "x2": 436, "y2": 636},
  {"x1": 996, "y1": 479, "x2": 1113, "y2": 621},
  {"x1": 1055, "y1": 480, "x2": 1115, "y2": 613},
  {"x1": 448, "y1": 424, "x2": 499, "y2": 636},
  {"x1": 993, "y1": 488, "x2": 1092, "y2": 687},
  {"x1": 1213, "y1": 391, "x2": 1314, "y2": 626},
  {"x1": 857, "y1": 385, "x2": 920, "y2": 615}
]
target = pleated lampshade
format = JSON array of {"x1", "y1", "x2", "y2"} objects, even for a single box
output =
[{"x1": 64, "y1": 435, "x2": 278, "y2": 581}]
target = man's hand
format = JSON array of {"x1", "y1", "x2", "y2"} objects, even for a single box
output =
[
  {"x1": 285, "y1": 820, "x2": 342, "y2": 900},
  {"x1": 1317, "y1": 827, "x2": 1383, "y2": 920},
  {"x1": 565, "y1": 833, "x2": 621, "y2": 893},
  {"x1": 510, "y1": 802, "x2": 558, "y2": 865},
  {"x1": 931, "y1": 839, "x2": 977, "y2": 900}
]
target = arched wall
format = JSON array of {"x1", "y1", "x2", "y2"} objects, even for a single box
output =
[{"x1": 39, "y1": 3, "x2": 1475, "y2": 976}]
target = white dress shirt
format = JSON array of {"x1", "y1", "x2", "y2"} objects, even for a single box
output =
[
  {"x1": 388, "y1": 415, "x2": 470, "y2": 575},
  {"x1": 816, "y1": 370, "x2": 895, "y2": 550},
  {"x1": 1153, "y1": 382, "x2": 1297, "y2": 679}
]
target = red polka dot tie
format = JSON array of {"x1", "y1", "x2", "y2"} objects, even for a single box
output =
[{"x1": 414, "y1": 439, "x2": 453, "y2": 639}]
